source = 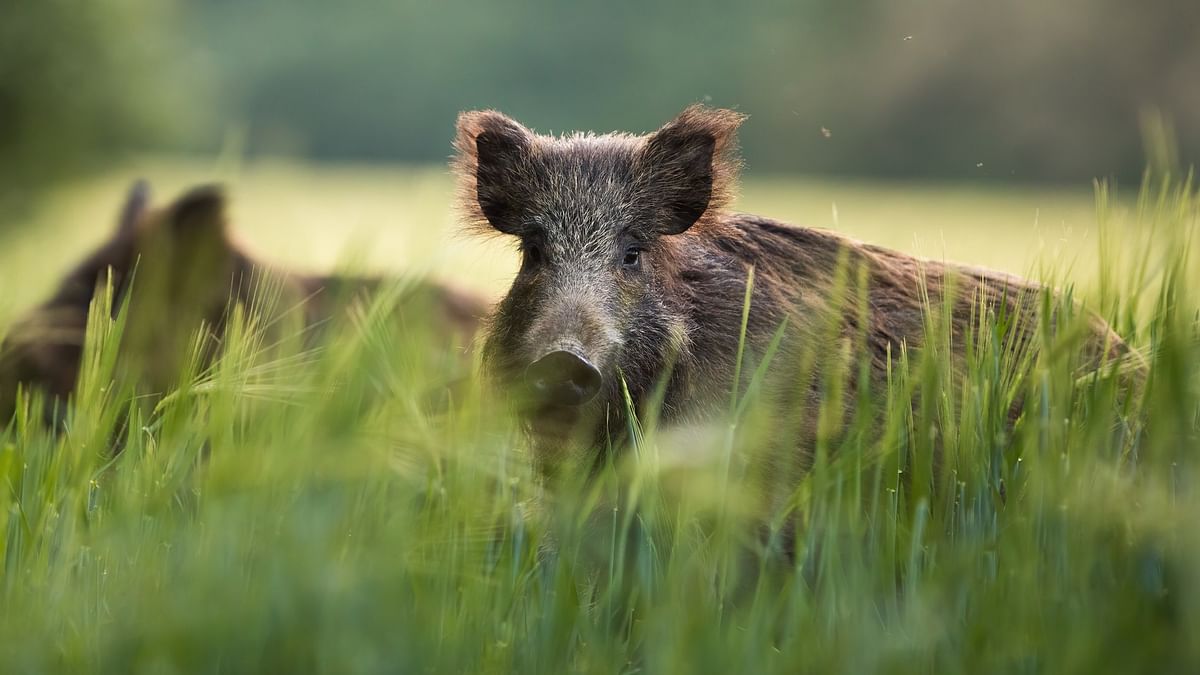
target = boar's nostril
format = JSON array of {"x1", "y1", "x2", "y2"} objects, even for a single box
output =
[{"x1": 524, "y1": 350, "x2": 603, "y2": 406}]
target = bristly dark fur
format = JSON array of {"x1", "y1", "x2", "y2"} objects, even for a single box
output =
[
  {"x1": 454, "y1": 105, "x2": 745, "y2": 240},
  {"x1": 0, "y1": 182, "x2": 488, "y2": 427},
  {"x1": 454, "y1": 104, "x2": 1139, "y2": 474}
]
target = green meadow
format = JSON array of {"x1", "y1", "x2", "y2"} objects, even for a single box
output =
[{"x1": 0, "y1": 162, "x2": 1196, "y2": 673}]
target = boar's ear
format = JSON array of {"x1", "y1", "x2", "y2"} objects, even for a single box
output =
[
  {"x1": 132, "y1": 185, "x2": 234, "y2": 293},
  {"x1": 168, "y1": 185, "x2": 228, "y2": 233},
  {"x1": 116, "y1": 179, "x2": 151, "y2": 236},
  {"x1": 454, "y1": 110, "x2": 534, "y2": 236},
  {"x1": 161, "y1": 184, "x2": 231, "y2": 253},
  {"x1": 637, "y1": 105, "x2": 745, "y2": 235}
]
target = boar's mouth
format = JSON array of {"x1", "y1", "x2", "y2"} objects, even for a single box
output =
[{"x1": 523, "y1": 402, "x2": 585, "y2": 441}]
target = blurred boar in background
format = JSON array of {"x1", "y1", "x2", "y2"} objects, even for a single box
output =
[
  {"x1": 455, "y1": 105, "x2": 1137, "y2": 474},
  {"x1": 0, "y1": 182, "x2": 487, "y2": 426}
]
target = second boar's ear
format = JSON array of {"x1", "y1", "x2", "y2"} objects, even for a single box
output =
[
  {"x1": 168, "y1": 184, "x2": 228, "y2": 233},
  {"x1": 134, "y1": 185, "x2": 232, "y2": 280},
  {"x1": 162, "y1": 184, "x2": 230, "y2": 252},
  {"x1": 116, "y1": 179, "x2": 151, "y2": 236},
  {"x1": 637, "y1": 105, "x2": 746, "y2": 235},
  {"x1": 454, "y1": 110, "x2": 534, "y2": 236}
]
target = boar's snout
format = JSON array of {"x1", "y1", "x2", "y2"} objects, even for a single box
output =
[{"x1": 524, "y1": 350, "x2": 602, "y2": 406}]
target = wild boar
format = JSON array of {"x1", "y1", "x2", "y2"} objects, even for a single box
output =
[
  {"x1": 0, "y1": 181, "x2": 487, "y2": 426},
  {"x1": 454, "y1": 105, "x2": 1135, "y2": 475}
]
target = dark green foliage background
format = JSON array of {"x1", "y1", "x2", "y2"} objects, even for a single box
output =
[
  {"x1": 184, "y1": 0, "x2": 1198, "y2": 182},
  {"x1": 0, "y1": 0, "x2": 190, "y2": 205},
  {"x1": 4, "y1": 0, "x2": 1197, "y2": 206}
]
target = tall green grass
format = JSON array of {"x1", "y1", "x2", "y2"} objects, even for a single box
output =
[{"x1": 0, "y1": 172, "x2": 1196, "y2": 674}]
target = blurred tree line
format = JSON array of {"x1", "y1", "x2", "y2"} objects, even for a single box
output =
[
  {"x1": 3, "y1": 0, "x2": 1197, "y2": 207},
  {"x1": 0, "y1": 0, "x2": 195, "y2": 209},
  {"x1": 184, "y1": 0, "x2": 1198, "y2": 182}
]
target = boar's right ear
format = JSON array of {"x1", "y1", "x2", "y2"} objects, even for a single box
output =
[
  {"x1": 454, "y1": 110, "x2": 534, "y2": 236},
  {"x1": 637, "y1": 105, "x2": 745, "y2": 235},
  {"x1": 116, "y1": 179, "x2": 151, "y2": 236},
  {"x1": 165, "y1": 184, "x2": 229, "y2": 242}
]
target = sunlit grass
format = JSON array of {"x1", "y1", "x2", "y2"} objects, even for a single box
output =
[{"x1": 0, "y1": 163, "x2": 1195, "y2": 673}]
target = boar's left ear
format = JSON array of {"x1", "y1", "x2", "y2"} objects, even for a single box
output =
[
  {"x1": 454, "y1": 110, "x2": 535, "y2": 236},
  {"x1": 116, "y1": 179, "x2": 151, "y2": 236},
  {"x1": 637, "y1": 105, "x2": 745, "y2": 235}
]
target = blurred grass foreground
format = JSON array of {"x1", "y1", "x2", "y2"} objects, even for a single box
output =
[{"x1": 0, "y1": 163, "x2": 1196, "y2": 672}]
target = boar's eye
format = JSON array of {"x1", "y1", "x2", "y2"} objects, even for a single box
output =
[
  {"x1": 522, "y1": 243, "x2": 544, "y2": 267},
  {"x1": 621, "y1": 245, "x2": 642, "y2": 270}
]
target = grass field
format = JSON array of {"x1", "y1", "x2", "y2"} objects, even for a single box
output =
[{"x1": 0, "y1": 161, "x2": 1197, "y2": 673}]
